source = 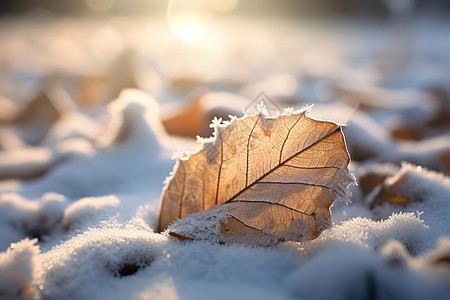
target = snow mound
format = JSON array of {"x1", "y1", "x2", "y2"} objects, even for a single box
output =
[
  {"x1": 369, "y1": 162, "x2": 450, "y2": 245},
  {"x1": 0, "y1": 193, "x2": 67, "y2": 250},
  {"x1": 62, "y1": 195, "x2": 120, "y2": 230},
  {"x1": 41, "y1": 226, "x2": 163, "y2": 299},
  {"x1": 285, "y1": 241, "x2": 450, "y2": 300},
  {"x1": 40, "y1": 219, "x2": 302, "y2": 300},
  {"x1": 98, "y1": 88, "x2": 166, "y2": 151},
  {"x1": 0, "y1": 238, "x2": 42, "y2": 300},
  {"x1": 15, "y1": 89, "x2": 179, "y2": 199},
  {"x1": 326, "y1": 212, "x2": 429, "y2": 254}
]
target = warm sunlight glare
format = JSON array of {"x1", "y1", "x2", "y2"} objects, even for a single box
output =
[
  {"x1": 168, "y1": 11, "x2": 208, "y2": 42},
  {"x1": 167, "y1": 0, "x2": 223, "y2": 42}
]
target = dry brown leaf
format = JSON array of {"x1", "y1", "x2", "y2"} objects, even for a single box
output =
[
  {"x1": 161, "y1": 98, "x2": 209, "y2": 138},
  {"x1": 368, "y1": 164, "x2": 425, "y2": 208},
  {"x1": 13, "y1": 91, "x2": 61, "y2": 126},
  {"x1": 441, "y1": 151, "x2": 450, "y2": 174},
  {"x1": 358, "y1": 164, "x2": 400, "y2": 196},
  {"x1": 391, "y1": 127, "x2": 425, "y2": 141},
  {"x1": 359, "y1": 172, "x2": 390, "y2": 196},
  {"x1": 368, "y1": 169, "x2": 423, "y2": 208},
  {"x1": 369, "y1": 173, "x2": 410, "y2": 208},
  {"x1": 158, "y1": 108, "x2": 354, "y2": 245}
]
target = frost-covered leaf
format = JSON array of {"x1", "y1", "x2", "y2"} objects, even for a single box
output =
[
  {"x1": 159, "y1": 107, "x2": 354, "y2": 245},
  {"x1": 357, "y1": 163, "x2": 400, "y2": 196},
  {"x1": 370, "y1": 173, "x2": 410, "y2": 207},
  {"x1": 369, "y1": 162, "x2": 450, "y2": 209}
]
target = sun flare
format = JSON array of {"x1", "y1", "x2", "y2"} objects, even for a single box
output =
[
  {"x1": 167, "y1": 11, "x2": 207, "y2": 42},
  {"x1": 167, "y1": 0, "x2": 238, "y2": 42}
]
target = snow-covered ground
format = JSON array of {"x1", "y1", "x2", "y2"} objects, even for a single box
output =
[{"x1": 0, "y1": 15, "x2": 449, "y2": 299}]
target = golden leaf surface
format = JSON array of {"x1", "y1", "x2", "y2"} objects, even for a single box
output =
[{"x1": 158, "y1": 108, "x2": 354, "y2": 245}]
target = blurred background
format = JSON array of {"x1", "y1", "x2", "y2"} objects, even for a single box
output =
[
  {"x1": 1, "y1": 0, "x2": 450, "y2": 16},
  {"x1": 2, "y1": 4, "x2": 450, "y2": 298},
  {"x1": 0, "y1": 0, "x2": 449, "y2": 177}
]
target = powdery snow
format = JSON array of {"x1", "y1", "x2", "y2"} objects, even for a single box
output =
[{"x1": 0, "y1": 238, "x2": 42, "y2": 300}]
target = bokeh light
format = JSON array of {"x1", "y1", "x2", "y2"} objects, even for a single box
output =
[
  {"x1": 86, "y1": 0, "x2": 116, "y2": 12},
  {"x1": 206, "y1": 0, "x2": 239, "y2": 13},
  {"x1": 90, "y1": 26, "x2": 124, "y2": 61},
  {"x1": 167, "y1": 0, "x2": 212, "y2": 42}
]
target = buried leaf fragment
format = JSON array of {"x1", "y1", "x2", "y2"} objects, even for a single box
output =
[{"x1": 158, "y1": 107, "x2": 354, "y2": 246}]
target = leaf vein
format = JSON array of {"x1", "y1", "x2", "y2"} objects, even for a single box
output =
[
  {"x1": 246, "y1": 116, "x2": 260, "y2": 187},
  {"x1": 226, "y1": 126, "x2": 341, "y2": 203},
  {"x1": 279, "y1": 114, "x2": 304, "y2": 164},
  {"x1": 215, "y1": 133, "x2": 224, "y2": 205},
  {"x1": 228, "y1": 199, "x2": 314, "y2": 215}
]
